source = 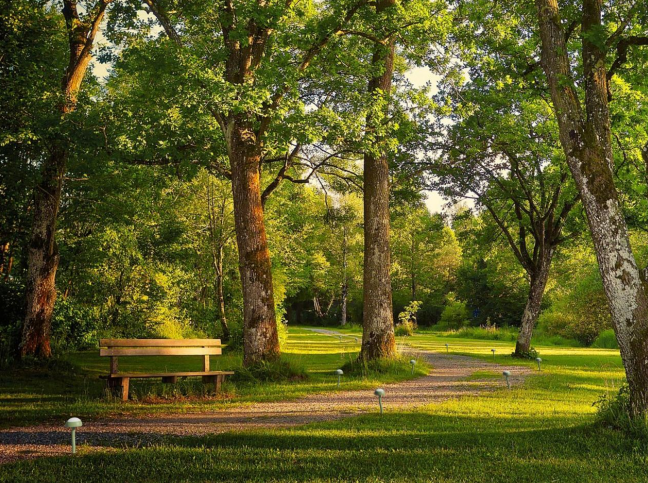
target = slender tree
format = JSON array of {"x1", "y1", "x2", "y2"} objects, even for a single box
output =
[
  {"x1": 21, "y1": 0, "x2": 112, "y2": 357},
  {"x1": 429, "y1": 91, "x2": 580, "y2": 355},
  {"x1": 138, "y1": 0, "x2": 372, "y2": 365},
  {"x1": 206, "y1": 178, "x2": 235, "y2": 342}
]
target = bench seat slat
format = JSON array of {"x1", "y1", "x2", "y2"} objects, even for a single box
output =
[
  {"x1": 100, "y1": 347, "x2": 222, "y2": 357},
  {"x1": 100, "y1": 339, "x2": 221, "y2": 348},
  {"x1": 101, "y1": 371, "x2": 234, "y2": 379}
]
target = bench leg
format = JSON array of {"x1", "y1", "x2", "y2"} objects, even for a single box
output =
[
  {"x1": 121, "y1": 377, "x2": 130, "y2": 401},
  {"x1": 107, "y1": 377, "x2": 130, "y2": 401},
  {"x1": 202, "y1": 375, "x2": 224, "y2": 393},
  {"x1": 162, "y1": 376, "x2": 178, "y2": 384}
]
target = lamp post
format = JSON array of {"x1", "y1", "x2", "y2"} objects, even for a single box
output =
[
  {"x1": 536, "y1": 357, "x2": 542, "y2": 371},
  {"x1": 335, "y1": 369, "x2": 343, "y2": 387},
  {"x1": 410, "y1": 359, "x2": 416, "y2": 375},
  {"x1": 65, "y1": 417, "x2": 82, "y2": 454},
  {"x1": 374, "y1": 388, "x2": 385, "y2": 415},
  {"x1": 445, "y1": 343, "x2": 449, "y2": 353},
  {"x1": 491, "y1": 348, "x2": 496, "y2": 359},
  {"x1": 502, "y1": 371, "x2": 511, "y2": 389}
]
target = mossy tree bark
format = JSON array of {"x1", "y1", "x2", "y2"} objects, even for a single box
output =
[{"x1": 535, "y1": 0, "x2": 648, "y2": 415}]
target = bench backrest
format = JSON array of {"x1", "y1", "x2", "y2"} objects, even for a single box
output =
[{"x1": 99, "y1": 339, "x2": 222, "y2": 374}]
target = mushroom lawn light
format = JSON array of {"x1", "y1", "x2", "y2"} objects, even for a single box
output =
[
  {"x1": 65, "y1": 417, "x2": 82, "y2": 454},
  {"x1": 335, "y1": 369, "x2": 343, "y2": 387},
  {"x1": 374, "y1": 388, "x2": 385, "y2": 415},
  {"x1": 502, "y1": 370, "x2": 511, "y2": 389},
  {"x1": 445, "y1": 343, "x2": 449, "y2": 353},
  {"x1": 410, "y1": 359, "x2": 416, "y2": 375},
  {"x1": 536, "y1": 357, "x2": 542, "y2": 371},
  {"x1": 491, "y1": 348, "x2": 496, "y2": 359}
]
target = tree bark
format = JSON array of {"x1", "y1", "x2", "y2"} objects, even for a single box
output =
[
  {"x1": 215, "y1": 244, "x2": 230, "y2": 342},
  {"x1": 341, "y1": 226, "x2": 348, "y2": 326},
  {"x1": 361, "y1": 0, "x2": 397, "y2": 360},
  {"x1": 514, "y1": 249, "x2": 554, "y2": 356},
  {"x1": 227, "y1": 122, "x2": 279, "y2": 365},
  {"x1": 411, "y1": 236, "x2": 417, "y2": 300},
  {"x1": 536, "y1": 0, "x2": 648, "y2": 416},
  {"x1": 21, "y1": 147, "x2": 66, "y2": 357},
  {"x1": 21, "y1": 0, "x2": 111, "y2": 358}
]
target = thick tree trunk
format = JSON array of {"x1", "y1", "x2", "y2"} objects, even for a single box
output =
[
  {"x1": 536, "y1": 0, "x2": 648, "y2": 416},
  {"x1": 227, "y1": 123, "x2": 279, "y2": 365},
  {"x1": 21, "y1": 148, "x2": 67, "y2": 358},
  {"x1": 361, "y1": 0, "x2": 397, "y2": 360},
  {"x1": 514, "y1": 249, "x2": 554, "y2": 356}
]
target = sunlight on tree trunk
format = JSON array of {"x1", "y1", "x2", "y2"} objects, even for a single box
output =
[
  {"x1": 228, "y1": 127, "x2": 279, "y2": 365},
  {"x1": 515, "y1": 250, "x2": 554, "y2": 356},
  {"x1": 361, "y1": 0, "x2": 397, "y2": 361},
  {"x1": 21, "y1": 0, "x2": 111, "y2": 358},
  {"x1": 536, "y1": 0, "x2": 648, "y2": 416}
]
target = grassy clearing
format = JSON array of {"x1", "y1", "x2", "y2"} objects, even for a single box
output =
[
  {"x1": 1, "y1": 329, "x2": 639, "y2": 482},
  {"x1": 0, "y1": 327, "x2": 425, "y2": 428}
]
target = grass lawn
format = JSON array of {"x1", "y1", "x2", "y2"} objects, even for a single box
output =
[
  {"x1": 2, "y1": 327, "x2": 643, "y2": 482},
  {"x1": 0, "y1": 327, "x2": 426, "y2": 429}
]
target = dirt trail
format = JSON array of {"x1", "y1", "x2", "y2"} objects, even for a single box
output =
[{"x1": 0, "y1": 352, "x2": 530, "y2": 464}]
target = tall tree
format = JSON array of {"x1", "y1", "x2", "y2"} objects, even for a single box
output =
[
  {"x1": 125, "y1": 0, "x2": 374, "y2": 365},
  {"x1": 20, "y1": 0, "x2": 112, "y2": 357},
  {"x1": 533, "y1": 0, "x2": 648, "y2": 414},
  {"x1": 430, "y1": 88, "x2": 580, "y2": 355},
  {"x1": 361, "y1": 0, "x2": 398, "y2": 360}
]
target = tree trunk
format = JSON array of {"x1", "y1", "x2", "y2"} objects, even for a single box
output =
[
  {"x1": 536, "y1": 0, "x2": 648, "y2": 416},
  {"x1": 514, "y1": 249, "x2": 554, "y2": 356},
  {"x1": 227, "y1": 122, "x2": 279, "y2": 365},
  {"x1": 20, "y1": 0, "x2": 110, "y2": 358},
  {"x1": 361, "y1": 0, "x2": 397, "y2": 361},
  {"x1": 411, "y1": 236, "x2": 416, "y2": 300},
  {"x1": 341, "y1": 226, "x2": 348, "y2": 326},
  {"x1": 215, "y1": 244, "x2": 230, "y2": 342},
  {"x1": 21, "y1": 147, "x2": 67, "y2": 358}
]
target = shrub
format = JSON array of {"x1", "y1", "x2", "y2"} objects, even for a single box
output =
[
  {"x1": 395, "y1": 301, "x2": 421, "y2": 337},
  {"x1": 595, "y1": 384, "x2": 648, "y2": 437},
  {"x1": 51, "y1": 298, "x2": 98, "y2": 352},
  {"x1": 395, "y1": 321, "x2": 416, "y2": 337},
  {"x1": 277, "y1": 318, "x2": 288, "y2": 349},
  {"x1": 437, "y1": 294, "x2": 469, "y2": 330},
  {"x1": 592, "y1": 329, "x2": 619, "y2": 349}
]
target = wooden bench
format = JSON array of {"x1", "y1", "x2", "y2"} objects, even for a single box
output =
[{"x1": 99, "y1": 339, "x2": 234, "y2": 401}]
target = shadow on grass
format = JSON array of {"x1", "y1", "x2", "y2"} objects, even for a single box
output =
[{"x1": 1, "y1": 413, "x2": 647, "y2": 483}]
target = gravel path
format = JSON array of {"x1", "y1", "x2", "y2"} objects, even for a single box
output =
[{"x1": 0, "y1": 352, "x2": 530, "y2": 464}]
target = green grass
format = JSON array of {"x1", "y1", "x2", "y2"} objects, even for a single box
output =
[
  {"x1": 2, "y1": 327, "x2": 641, "y2": 482},
  {"x1": 0, "y1": 327, "x2": 425, "y2": 429}
]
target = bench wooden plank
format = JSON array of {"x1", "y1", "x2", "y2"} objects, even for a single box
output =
[
  {"x1": 101, "y1": 371, "x2": 234, "y2": 379},
  {"x1": 100, "y1": 347, "x2": 222, "y2": 357},
  {"x1": 99, "y1": 338, "x2": 232, "y2": 401},
  {"x1": 100, "y1": 339, "x2": 221, "y2": 347}
]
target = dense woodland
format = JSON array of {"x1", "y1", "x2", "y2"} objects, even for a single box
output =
[{"x1": 3, "y1": 0, "x2": 648, "y2": 414}]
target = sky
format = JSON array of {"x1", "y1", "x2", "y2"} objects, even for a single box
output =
[{"x1": 405, "y1": 67, "x2": 447, "y2": 214}]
